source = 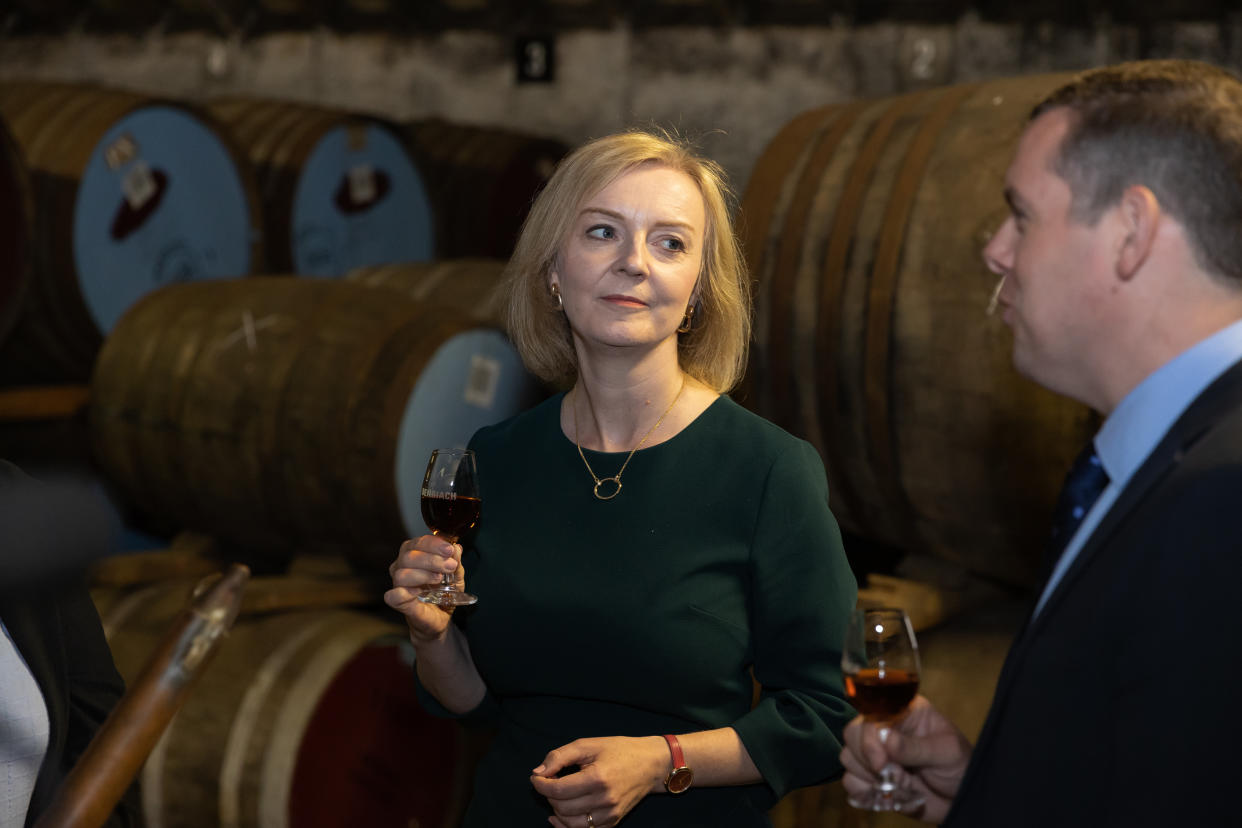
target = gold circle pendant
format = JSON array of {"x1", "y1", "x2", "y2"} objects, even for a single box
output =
[{"x1": 593, "y1": 477, "x2": 622, "y2": 500}]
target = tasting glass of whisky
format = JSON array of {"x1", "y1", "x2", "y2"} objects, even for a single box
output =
[
  {"x1": 417, "y1": 448, "x2": 480, "y2": 607},
  {"x1": 841, "y1": 607, "x2": 923, "y2": 812}
]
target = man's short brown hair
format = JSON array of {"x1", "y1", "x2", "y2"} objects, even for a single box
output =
[{"x1": 1033, "y1": 59, "x2": 1242, "y2": 284}]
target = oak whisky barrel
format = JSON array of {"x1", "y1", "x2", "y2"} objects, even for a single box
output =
[
  {"x1": 99, "y1": 586, "x2": 470, "y2": 828},
  {"x1": 208, "y1": 97, "x2": 435, "y2": 275},
  {"x1": 739, "y1": 73, "x2": 1094, "y2": 586},
  {"x1": 89, "y1": 277, "x2": 542, "y2": 567},
  {"x1": 404, "y1": 119, "x2": 567, "y2": 259},
  {"x1": 0, "y1": 81, "x2": 262, "y2": 383}
]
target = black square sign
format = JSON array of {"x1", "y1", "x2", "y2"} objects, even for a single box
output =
[{"x1": 515, "y1": 35, "x2": 556, "y2": 83}]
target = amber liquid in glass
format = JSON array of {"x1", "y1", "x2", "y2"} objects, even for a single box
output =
[
  {"x1": 844, "y1": 668, "x2": 919, "y2": 720},
  {"x1": 420, "y1": 492, "x2": 481, "y2": 542}
]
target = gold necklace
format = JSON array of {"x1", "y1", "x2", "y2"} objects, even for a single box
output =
[{"x1": 572, "y1": 378, "x2": 686, "y2": 501}]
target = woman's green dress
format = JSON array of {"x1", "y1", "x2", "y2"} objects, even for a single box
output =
[{"x1": 417, "y1": 393, "x2": 857, "y2": 826}]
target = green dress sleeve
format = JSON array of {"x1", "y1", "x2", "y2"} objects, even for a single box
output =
[
  {"x1": 730, "y1": 439, "x2": 858, "y2": 798},
  {"x1": 413, "y1": 668, "x2": 501, "y2": 727}
]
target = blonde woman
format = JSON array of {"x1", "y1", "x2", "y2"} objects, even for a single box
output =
[{"x1": 387, "y1": 130, "x2": 856, "y2": 827}]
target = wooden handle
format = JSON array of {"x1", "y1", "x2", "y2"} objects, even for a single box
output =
[{"x1": 0, "y1": 385, "x2": 89, "y2": 422}]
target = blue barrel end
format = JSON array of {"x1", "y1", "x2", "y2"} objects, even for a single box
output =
[
  {"x1": 72, "y1": 105, "x2": 256, "y2": 334},
  {"x1": 394, "y1": 329, "x2": 543, "y2": 537},
  {"x1": 292, "y1": 123, "x2": 435, "y2": 277}
]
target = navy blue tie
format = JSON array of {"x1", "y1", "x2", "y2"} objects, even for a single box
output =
[{"x1": 1047, "y1": 441, "x2": 1110, "y2": 566}]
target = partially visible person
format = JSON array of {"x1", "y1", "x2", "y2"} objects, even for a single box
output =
[
  {"x1": 841, "y1": 59, "x2": 1242, "y2": 826},
  {"x1": 387, "y1": 130, "x2": 857, "y2": 826},
  {"x1": 1, "y1": 459, "x2": 137, "y2": 827}
]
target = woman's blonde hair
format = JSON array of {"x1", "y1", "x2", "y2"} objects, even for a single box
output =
[{"x1": 504, "y1": 129, "x2": 751, "y2": 392}]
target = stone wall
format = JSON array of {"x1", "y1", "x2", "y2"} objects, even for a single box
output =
[{"x1": 1, "y1": 15, "x2": 1239, "y2": 192}]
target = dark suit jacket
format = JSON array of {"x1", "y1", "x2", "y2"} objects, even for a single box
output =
[
  {"x1": 943, "y1": 358, "x2": 1242, "y2": 827},
  {"x1": 1, "y1": 460, "x2": 136, "y2": 827}
]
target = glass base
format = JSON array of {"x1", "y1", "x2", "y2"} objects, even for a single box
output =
[
  {"x1": 847, "y1": 786, "x2": 925, "y2": 813},
  {"x1": 417, "y1": 585, "x2": 478, "y2": 607}
]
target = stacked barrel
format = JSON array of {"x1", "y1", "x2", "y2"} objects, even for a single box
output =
[
  {"x1": 405, "y1": 119, "x2": 568, "y2": 259},
  {"x1": 0, "y1": 82, "x2": 568, "y2": 386},
  {"x1": 0, "y1": 82, "x2": 565, "y2": 554},
  {"x1": 737, "y1": 71, "x2": 1095, "y2": 588},
  {"x1": 205, "y1": 97, "x2": 436, "y2": 276},
  {"x1": 88, "y1": 276, "x2": 541, "y2": 568},
  {"x1": 90, "y1": 561, "x2": 475, "y2": 828},
  {"x1": 0, "y1": 82, "x2": 263, "y2": 383}
]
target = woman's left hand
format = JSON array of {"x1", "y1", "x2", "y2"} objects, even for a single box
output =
[{"x1": 530, "y1": 735, "x2": 668, "y2": 828}]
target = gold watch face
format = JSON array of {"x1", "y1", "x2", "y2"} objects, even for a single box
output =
[{"x1": 666, "y1": 766, "x2": 693, "y2": 794}]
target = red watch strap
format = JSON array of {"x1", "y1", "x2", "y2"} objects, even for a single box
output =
[{"x1": 663, "y1": 734, "x2": 685, "y2": 768}]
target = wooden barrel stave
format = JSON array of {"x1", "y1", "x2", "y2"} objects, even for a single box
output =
[
  {"x1": 346, "y1": 258, "x2": 509, "y2": 326},
  {"x1": 170, "y1": 281, "x2": 325, "y2": 550},
  {"x1": 404, "y1": 119, "x2": 567, "y2": 259}
]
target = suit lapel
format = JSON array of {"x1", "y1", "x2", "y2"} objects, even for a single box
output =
[
  {"x1": 1025, "y1": 358, "x2": 1242, "y2": 636},
  {"x1": 950, "y1": 358, "x2": 1242, "y2": 820}
]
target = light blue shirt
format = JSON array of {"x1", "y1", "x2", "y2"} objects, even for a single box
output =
[
  {"x1": 1, "y1": 618, "x2": 50, "y2": 827},
  {"x1": 1034, "y1": 317, "x2": 1242, "y2": 617}
]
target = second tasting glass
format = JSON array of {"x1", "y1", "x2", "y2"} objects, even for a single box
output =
[
  {"x1": 418, "y1": 448, "x2": 481, "y2": 607},
  {"x1": 842, "y1": 607, "x2": 924, "y2": 812}
]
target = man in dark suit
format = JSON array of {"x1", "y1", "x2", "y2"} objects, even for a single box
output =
[
  {"x1": 840, "y1": 59, "x2": 1242, "y2": 825},
  {"x1": 1, "y1": 459, "x2": 136, "y2": 826}
]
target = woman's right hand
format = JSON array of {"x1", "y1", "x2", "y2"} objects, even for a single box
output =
[{"x1": 384, "y1": 535, "x2": 464, "y2": 643}]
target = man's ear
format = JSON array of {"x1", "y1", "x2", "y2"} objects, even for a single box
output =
[{"x1": 1115, "y1": 185, "x2": 1160, "y2": 280}]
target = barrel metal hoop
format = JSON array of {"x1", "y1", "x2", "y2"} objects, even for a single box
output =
[
  {"x1": 737, "y1": 105, "x2": 835, "y2": 418},
  {"x1": 765, "y1": 100, "x2": 871, "y2": 434},
  {"x1": 739, "y1": 106, "x2": 832, "y2": 278}
]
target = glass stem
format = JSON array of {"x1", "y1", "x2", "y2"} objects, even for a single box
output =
[
  {"x1": 876, "y1": 724, "x2": 896, "y2": 795},
  {"x1": 878, "y1": 764, "x2": 897, "y2": 795},
  {"x1": 437, "y1": 535, "x2": 458, "y2": 590}
]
